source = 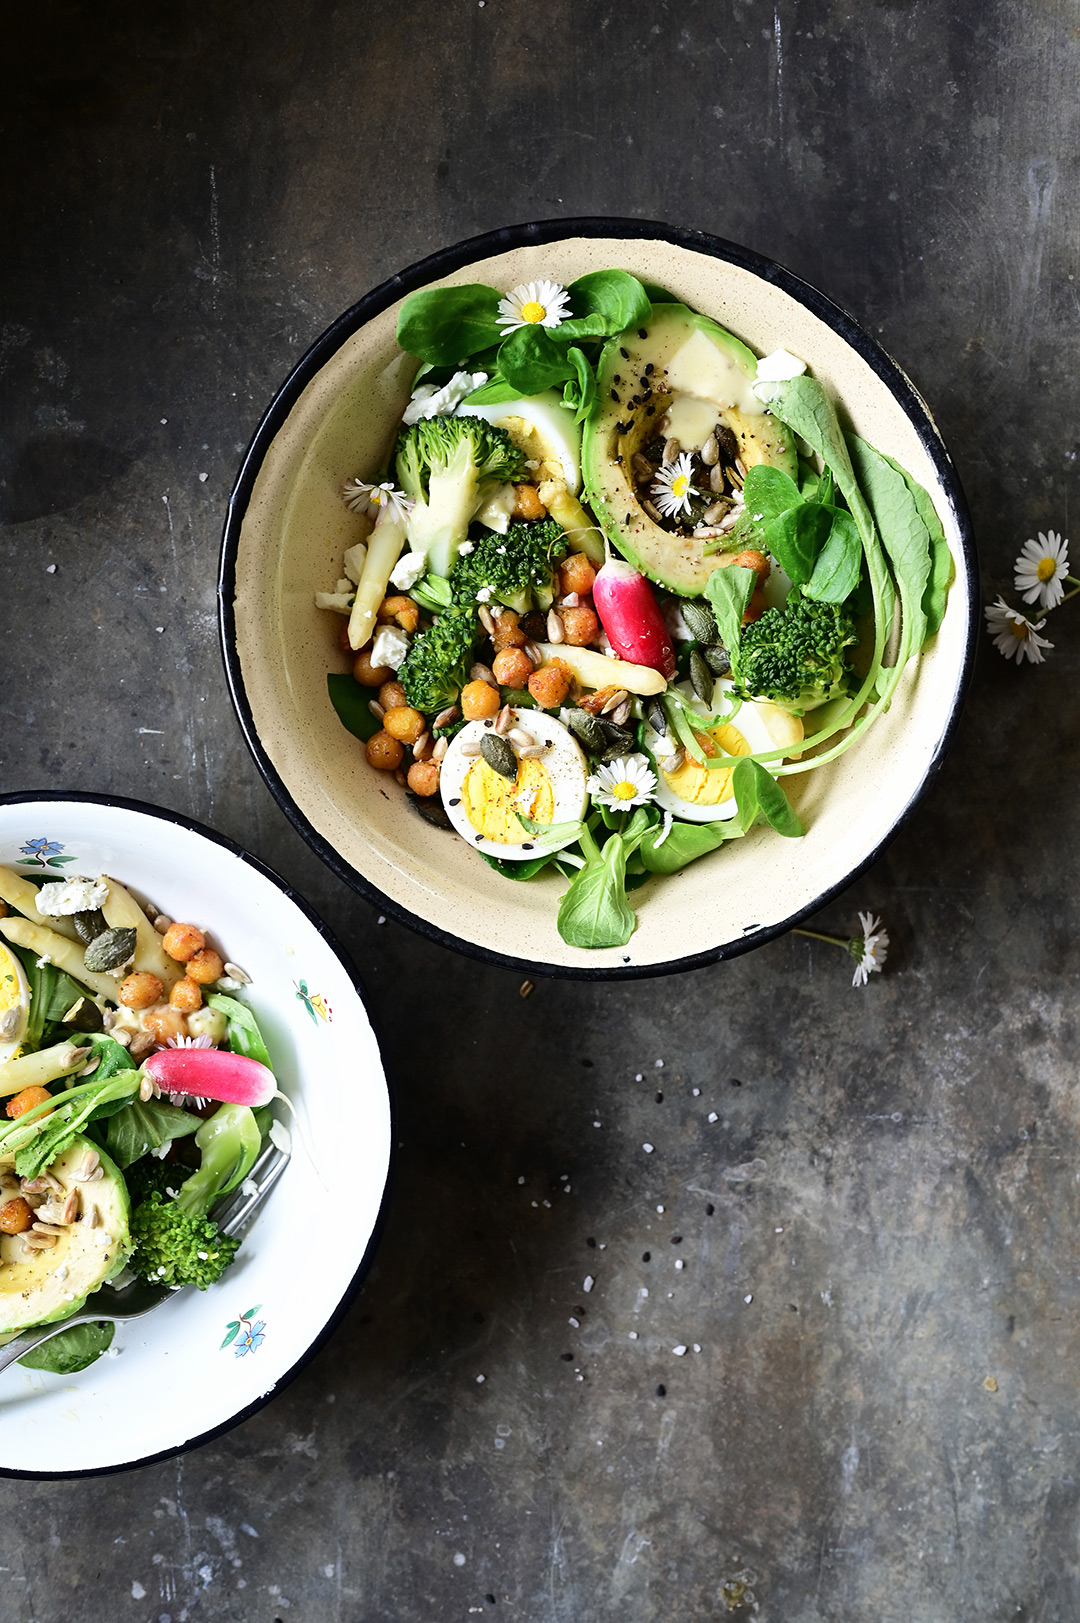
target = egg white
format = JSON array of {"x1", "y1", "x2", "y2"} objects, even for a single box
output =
[
  {"x1": 440, "y1": 710, "x2": 588, "y2": 861},
  {"x1": 460, "y1": 391, "x2": 581, "y2": 493},
  {"x1": 642, "y1": 680, "x2": 781, "y2": 823},
  {"x1": 0, "y1": 941, "x2": 31, "y2": 1063}
]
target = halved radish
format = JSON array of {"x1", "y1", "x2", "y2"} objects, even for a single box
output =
[
  {"x1": 592, "y1": 558, "x2": 676, "y2": 678},
  {"x1": 143, "y1": 1047, "x2": 276, "y2": 1107}
]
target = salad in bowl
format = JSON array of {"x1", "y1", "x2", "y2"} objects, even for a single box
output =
[{"x1": 316, "y1": 268, "x2": 954, "y2": 951}]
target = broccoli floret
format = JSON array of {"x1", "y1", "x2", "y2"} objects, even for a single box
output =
[
  {"x1": 395, "y1": 417, "x2": 527, "y2": 578},
  {"x1": 730, "y1": 588, "x2": 858, "y2": 712},
  {"x1": 129, "y1": 1102, "x2": 260, "y2": 1290},
  {"x1": 398, "y1": 607, "x2": 480, "y2": 715},
  {"x1": 449, "y1": 519, "x2": 567, "y2": 616}
]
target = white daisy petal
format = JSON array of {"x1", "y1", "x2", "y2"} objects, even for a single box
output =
[
  {"x1": 586, "y1": 754, "x2": 658, "y2": 811},
  {"x1": 984, "y1": 596, "x2": 1052, "y2": 665},
  {"x1": 496, "y1": 279, "x2": 571, "y2": 333},
  {"x1": 1013, "y1": 529, "x2": 1069, "y2": 609},
  {"x1": 342, "y1": 479, "x2": 413, "y2": 522},
  {"x1": 651, "y1": 452, "x2": 698, "y2": 520},
  {"x1": 850, "y1": 911, "x2": 889, "y2": 987}
]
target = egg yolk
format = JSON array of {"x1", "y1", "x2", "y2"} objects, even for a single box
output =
[
  {"x1": 660, "y1": 724, "x2": 750, "y2": 806},
  {"x1": 463, "y1": 757, "x2": 556, "y2": 845}
]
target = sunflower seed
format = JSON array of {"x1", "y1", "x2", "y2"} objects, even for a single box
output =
[
  {"x1": 434, "y1": 705, "x2": 460, "y2": 730},
  {"x1": 368, "y1": 699, "x2": 386, "y2": 721},
  {"x1": 632, "y1": 453, "x2": 653, "y2": 481},
  {"x1": 660, "y1": 750, "x2": 685, "y2": 772},
  {"x1": 524, "y1": 640, "x2": 544, "y2": 665},
  {"x1": 478, "y1": 605, "x2": 497, "y2": 637},
  {"x1": 130, "y1": 1034, "x2": 156, "y2": 1064},
  {"x1": 23, "y1": 1232, "x2": 58, "y2": 1250},
  {"x1": 662, "y1": 438, "x2": 681, "y2": 465},
  {"x1": 494, "y1": 704, "x2": 514, "y2": 735},
  {"x1": 31, "y1": 1221, "x2": 66, "y2": 1238},
  {"x1": 507, "y1": 727, "x2": 535, "y2": 748},
  {"x1": 84, "y1": 1203, "x2": 99, "y2": 1229},
  {"x1": 61, "y1": 1188, "x2": 80, "y2": 1225},
  {"x1": 459, "y1": 741, "x2": 482, "y2": 758},
  {"x1": 611, "y1": 700, "x2": 632, "y2": 725},
  {"x1": 546, "y1": 609, "x2": 565, "y2": 644},
  {"x1": 481, "y1": 733, "x2": 518, "y2": 780},
  {"x1": 138, "y1": 1071, "x2": 155, "y2": 1101},
  {"x1": 704, "y1": 501, "x2": 730, "y2": 525},
  {"x1": 518, "y1": 743, "x2": 550, "y2": 759},
  {"x1": 469, "y1": 663, "x2": 497, "y2": 687},
  {"x1": 223, "y1": 961, "x2": 250, "y2": 985},
  {"x1": 433, "y1": 736, "x2": 449, "y2": 762},
  {"x1": 700, "y1": 433, "x2": 720, "y2": 467},
  {"x1": 412, "y1": 732, "x2": 433, "y2": 761},
  {"x1": 0, "y1": 1008, "x2": 18, "y2": 1039},
  {"x1": 72, "y1": 1151, "x2": 100, "y2": 1183},
  {"x1": 709, "y1": 464, "x2": 726, "y2": 494},
  {"x1": 642, "y1": 499, "x2": 664, "y2": 524},
  {"x1": 600, "y1": 688, "x2": 630, "y2": 715},
  {"x1": 112, "y1": 1028, "x2": 132, "y2": 1048},
  {"x1": 153, "y1": 915, "x2": 172, "y2": 935}
]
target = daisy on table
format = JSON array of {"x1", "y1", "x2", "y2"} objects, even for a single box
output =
[{"x1": 985, "y1": 528, "x2": 1076, "y2": 666}]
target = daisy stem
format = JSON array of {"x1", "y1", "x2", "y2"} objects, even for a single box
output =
[
  {"x1": 1056, "y1": 581, "x2": 1080, "y2": 604},
  {"x1": 792, "y1": 927, "x2": 849, "y2": 950}
]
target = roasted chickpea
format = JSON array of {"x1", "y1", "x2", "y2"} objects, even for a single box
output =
[
  {"x1": 187, "y1": 948, "x2": 225, "y2": 985},
  {"x1": 169, "y1": 976, "x2": 203, "y2": 1013},
  {"x1": 731, "y1": 549, "x2": 771, "y2": 582},
  {"x1": 511, "y1": 483, "x2": 547, "y2": 521},
  {"x1": 491, "y1": 609, "x2": 528, "y2": 651},
  {"x1": 527, "y1": 659, "x2": 572, "y2": 710},
  {"x1": 492, "y1": 647, "x2": 535, "y2": 688},
  {"x1": 377, "y1": 594, "x2": 420, "y2": 634},
  {"x1": 0, "y1": 1196, "x2": 34, "y2": 1233},
  {"x1": 406, "y1": 759, "x2": 441, "y2": 797},
  {"x1": 161, "y1": 921, "x2": 205, "y2": 962},
  {"x1": 743, "y1": 587, "x2": 768, "y2": 626},
  {"x1": 5, "y1": 1085, "x2": 54, "y2": 1121},
  {"x1": 378, "y1": 680, "x2": 408, "y2": 712},
  {"x1": 366, "y1": 729, "x2": 406, "y2": 770},
  {"x1": 353, "y1": 647, "x2": 393, "y2": 686},
  {"x1": 559, "y1": 604, "x2": 600, "y2": 646},
  {"x1": 142, "y1": 1005, "x2": 188, "y2": 1046},
  {"x1": 119, "y1": 970, "x2": 165, "y2": 1009},
  {"x1": 460, "y1": 680, "x2": 501, "y2": 721},
  {"x1": 558, "y1": 552, "x2": 597, "y2": 597},
  {"x1": 338, "y1": 621, "x2": 354, "y2": 654},
  {"x1": 382, "y1": 705, "x2": 426, "y2": 745}
]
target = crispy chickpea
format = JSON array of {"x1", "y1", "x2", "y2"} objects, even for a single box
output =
[
  {"x1": 187, "y1": 948, "x2": 225, "y2": 985},
  {"x1": 169, "y1": 976, "x2": 203, "y2": 1013},
  {"x1": 0, "y1": 900, "x2": 8, "y2": 920},
  {"x1": 492, "y1": 647, "x2": 535, "y2": 688},
  {"x1": 527, "y1": 659, "x2": 572, "y2": 709},
  {"x1": 407, "y1": 759, "x2": 441, "y2": 797},
  {"x1": 491, "y1": 609, "x2": 528, "y2": 652},
  {"x1": 119, "y1": 970, "x2": 165, "y2": 1009},
  {"x1": 579, "y1": 685, "x2": 619, "y2": 716},
  {"x1": 377, "y1": 594, "x2": 421, "y2": 634},
  {"x1": 337, "y1": 621, "x2": 354, "y2": 654},
  {"x1": 731, "y1": 549, "x2": 771, "y2": 582},
  {"x1": 743, "y1": 587, "x2": 768, "y2": 626},
  {"x1": 559, "y1": 604, "x2": 600, "y2": 646},
  {"x1": 512, "y1": 483, "x2": 547, "y2": 521},
  {"x1": 161, "y1": 921, "x2": 205, "y2": 962},
  {"x1": 142, "y1": 1005, "x2": 188, "y2": 1046},
  {"x1": 378, "y1": 680, "x2": 408, "y2": 711},
  {"x1": 5, "y1": 1085, "x2": 54, "y2": 1121},
  {"x1": 366, "y1": 729, "x2": 406, "y2": 770},
  {"x1": 0, "y1": 1196, "x2": 34, "y2": 1234},
  {"x1": 353, "y1": 646, "x2": 393, "y2": 686},
  {"x1": 382, "y1": 705, "x2": 426, "y2": 745},
  {"x1": 460, "y1": 680, "x2": 500, "y2": 721},
  {"x1": 558, "y1": 552, "x2": 597, "y2": 597}
]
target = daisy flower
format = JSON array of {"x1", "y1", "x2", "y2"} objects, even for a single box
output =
[
  {"x1": 1014, "y1": 530, "x2": 1069, "y2": 609},
  {"x1": 984, "y1": 596, "x2": 1052, "y2": 665},
  {"x1": 587, "y1": 755, "x2": 657, "y2": 811},
  {"x1": 341, "y1": 478, "x2": 413, "y2": 521},
  {"x1": 496, "y1": 280, "x2": 571, "y2": 333},
  {"x1": 849, "y1": 911, "x2": 889, "y2": 988},
  {"x1": 651, "y1": 452, "x2": 698, "y2": 520}
]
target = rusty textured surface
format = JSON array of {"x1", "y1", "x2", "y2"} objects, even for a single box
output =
[{"x1": 2, "y1": 1, "x2": 1079, "y2": 1618}]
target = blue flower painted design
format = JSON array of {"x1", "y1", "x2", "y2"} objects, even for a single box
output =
[
  {"x1": 220, "y1": 1303, "x2": 265, "y2": 1356},
  {"x1": 17, "y1": 837, "x2": 77, "y2": 870}
]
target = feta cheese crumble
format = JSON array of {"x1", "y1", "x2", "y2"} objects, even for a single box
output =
[{"x1": 35, "y1": 875, "x2": 110, "y2": 916}]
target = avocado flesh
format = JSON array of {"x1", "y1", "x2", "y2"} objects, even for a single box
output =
[
  {"x1": 0, "y1": 1136, "x2": 131, "y2": 1334},
  {"x1": 582, "y1": 304, "x2": 799, "y2": 596}
]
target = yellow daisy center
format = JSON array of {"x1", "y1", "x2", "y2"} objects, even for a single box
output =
[
  {"x1": 612, "y1": 780, "x2": 637, "y2": 800},
  {"x1": 670, "y1": 473, "x2": 690, "y2": 499},
  {"x1": 519, "y1": 300, "x2": 547, "y2": 324},
  {"x1": 1037, "y1": 556, "x2": 1057, "y2": 581},
  {"x1": 1013, "y1": 619, "x2": 1029, "y2": 640}
]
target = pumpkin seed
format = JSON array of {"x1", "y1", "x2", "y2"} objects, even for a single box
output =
[
  {"x1": 408, "y1": 794, "x2": 454, "y2": 831},
  {"x1": 72, "y1": 909, "x2": 108, "y2": 946},
  {"x1": 681, "y1": 600, "x2": 718, "y2": 643},
  {"x1": 83, "y1": 926, "x2": 137, "y2": 973},
  {"x1": 700, "y1": 643, "x2": 732, "y2": 676},
  {"x1": 715, "y1": 424, "x2": 739, "y2": 463},
  {"x1": 480, "y1": 733, "x2": 518, "y2": 780},
  {"x1": 690, "y1": 649, "x2": 714, "y2": 705},
  {"x1": 567, "y1": 709, "x2": 607, "y2": 754},
  {"x1": 644, "y1": 697, "x2": 667, "y2": 735}
]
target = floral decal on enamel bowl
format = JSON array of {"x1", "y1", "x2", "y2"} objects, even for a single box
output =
[
  {"x1": 295, "y1": 979, "x2": 332, "y2": 1024},
  {"x1": 221, "y1": 1304, "x2": 265, "y2": 1357},
  {"x1": 17, "y1": 838, "x2": 77, "y2": 869}
]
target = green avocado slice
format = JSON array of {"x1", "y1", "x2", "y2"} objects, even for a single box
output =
[
  {"x1": 0, "y1": 1135, "x2": 131, "y2": 1335},
  {"x1": 581, "y1": 304, "x2": 799, "y2": 596}
]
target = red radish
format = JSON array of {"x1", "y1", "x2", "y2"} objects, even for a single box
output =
[
  {"x1": 143, "y1": 1048, "x2": 276, "y2": 1107},
  {"x1": 592, "y1": 558, "x2": 676, "y2": 678}
]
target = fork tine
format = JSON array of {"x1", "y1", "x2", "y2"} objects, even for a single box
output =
[{"x1": 216, "y1": 1146, "x2": 289, "y2": 1239}]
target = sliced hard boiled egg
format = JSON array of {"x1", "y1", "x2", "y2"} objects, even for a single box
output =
[
  {"x1": 0, "y1": 941, "x2": 31, "y2": 1062},
  {"x1": 460, "y1": 391, "x2": 581, "y2": 494},
  {"x1": 440, "y1": 710, "x2": 588, "y2": 860},
  {"x1": 642, "y1": 681, "x2": 782, "y2": 823}
]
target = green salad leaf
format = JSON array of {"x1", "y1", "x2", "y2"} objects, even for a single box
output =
[
  {"x1": 18, "y1": 1321, "x2": 115, "y2": 1375},
  {"x1": 704, "y1": 564, "x2": 758, "y2": 659},
  {"x1": 104, "y1": 1097, "x2": 201, "y2": 1170},
  {"x1": 207, "y1": 993, "x2": 273, "y2": 1069},
  {"x1": 327, "y1": 674, "x2": 381, "y2": 743},
  {"x1": 396, "y1": 284, "x2": 503, "y2": 366}
]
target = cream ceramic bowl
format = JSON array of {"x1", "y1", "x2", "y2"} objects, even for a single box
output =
[
  {"x1": 0, "y1": 793, "x2": 392, "y2": 1477},
  {"x1": 220, "y1": 221, "x2": 978, "y2": 978}
]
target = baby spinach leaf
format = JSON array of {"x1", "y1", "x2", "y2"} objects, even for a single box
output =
[
  {"x1": 806, "y1": 508, "x2": 862, "y2": 604},
  {"x1": 104, "y1": 1097, "x2": 201, "y2": 1169},
  {"x1": 462, "y1": 374, "x2": 524, "y2": 405},
  {"x1": 19, "y1": 1321, "x2": 115, "y2": 1374},
  {"x1": 498, "y1": 324, "x2": 576, "y2": 395},
  {"x1": 81, "y1": 1032, "x2": 137, "y2": 1086},
  {"x1": 731, "y1": 759, "x2": 803, "y2": 838},
  {"x1": 846, "y1": 435, "x2": 930, "y2": 657},
  {"x1": 639, "y1": 819, "x2": 736, "y2": 874},
  {"x1": 327, "y1": 674, "x2": 381, "y2": 743},
  {"x1": 480, "y1": 852, "x2": 554, "y2": 881},
  {"x1": 875, "y1": 450, "x2": 953, "y2": 639},
  {"x1": 562, "y1": 346, "x2": 597, "y2": 422},
  {"x1": 759, "y1": 377, "x2": 877, "y2": 553},
  {"x1": 206, "y1": 994, "x2": 272, "y2": 1069},
  {"x1": 763, "y1": 502, "x2": 832, "y2": 586},
  {"x1": 396, "y1": 284, "x2": 503, "y2": 366},
  {"x1": 556, "y1": 810, "x2": 650, "y2": 949},
  {"x1": 704, "y1": 564, "x2": 758, "y2": 659},
  {"x1": 742, "y1": 464, "x2": 802, "y2": 528},
  {"x1": 9, "y1": 947, "x2": 96, "y2": 1053},
  {"x1": 559, "y1": 270, "x2": 652, "y2": 339}
]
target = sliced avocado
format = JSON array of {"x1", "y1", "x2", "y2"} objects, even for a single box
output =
[
  {"x1": 0, "y1": 1135, "x2": 131, "y2": 1334},
  {"x1": 582, "y1": 304, "x2": 799, "y2": 596}
]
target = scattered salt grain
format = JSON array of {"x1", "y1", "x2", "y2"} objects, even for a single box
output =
[
  {"x1": 639, "y1": 1287, "x2": 648, "y2": 1299},
  {"x1": 635, "y1": 1073, "x2": 643, "y2": 1082},
  {"x1": 132, "y1": 1581, "x2": 146, "y2": 1600},
  {"x1": 707, "y1": 1112, "x2": 718, "y2": 1123},
  {"x1": 476, "y1": 1374, "x2": 485, "y2": 1383},
  {"x1": 744, "y1": 1294, "x2": 754, "y2": 1304},
  {"x1": 656, "y1": 1205, "x2": 665, "y2": 1214},
  {"x1": 593, "y1": 1120, "x2": 601, "y2": 1127},
  {"x1": 241, "y1": 1179, "x2": 259, "y2": 1197},
  {"x1": 693, "y1": 1343, "x2": 701, "y2": 1352},
  {"x1": 672, "y1": 1345, "x2": 687, "y2": 1356},
  {"x1": 675, "y1": 1260, "x2": 684, "y2": 1271},
  {"x1": 642, "y1": 1143, "x2": 654, "y2": 1154},
  {"x1": 46, "y1": 563, "x2": 56, "y2": 574},
  {"x1": 692, "y1": 1087, "x2": 700, "y2": 1097},
  {"x1": 654, "y1": 1059, "x2": 664, "y2": 1069},
  {"x1": 199, "y1": 472, "x2": 208, "y2": 482},
  {"x1": 517, "y1": 1176, "x2": 525, "y2": 1184},
  {"x1": 628, "y1": 1331, "x2": 638, "y2": 1340},
  {"x1": 568, "y1": 1317, "x2": 579, "y2": 1328},
  {"x1": 776, "y1": 1226, "x2": 784, "y2": 1233},
  {"x1": 453, "y1": 1553, "x2": 466, "y2": 1567},
  {"x1": 583, "y1": 1275, "x2": 594, "y2": 1293}
]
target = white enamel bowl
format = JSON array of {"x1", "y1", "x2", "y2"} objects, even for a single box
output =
[
  {"x1": 220, "y1": 219, "x2": 978, "y2": 978},
  {"x1": 0, "y1": 793, "x2": 392, "y2": 1478}
]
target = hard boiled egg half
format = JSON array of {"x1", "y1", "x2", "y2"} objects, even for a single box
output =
[
  {"x1": 459, "y1": 391, "x2": 581, "y2": 494},
  {"x1": 0, "y1": 940, "x2": 30, "y2": 1062},
  {"x1": 440, "y1": 710, "x2": 588, "y2": 860},
  {"x1": 642, "y1": 681, "x2": 788, "y2": 823}
]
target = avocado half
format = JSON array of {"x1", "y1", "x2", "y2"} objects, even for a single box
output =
[
  {"x1": 581, "y1": 304, "x2": 798, "y2": 596},
  {"x1": 0, "y1": 1135, "x2": 131, "y2": 1334}
]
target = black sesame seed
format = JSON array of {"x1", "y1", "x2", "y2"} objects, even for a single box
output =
[
  {"x1": 616, "y1": 422, "x2": 628, "y2": 434},
  {"x1": 613, "y1": 373, "x2": 622, "y2": 383},
  {"x1": 620, "y1": 347, "x2": 630, "y2": 359},
  {"x1": 656, "y1": 1383, "x2": 666, "y2": 1397},
  {"x1": 645, "y1": 405, "x2": 655, "y2": 415},
  {"x1": 449, "y1": 797, "x2": 461, "y2": 806},
  {"x1": 670, "y1": 1235, "x2": 682, "y2": 1245},
  {"x1": 521, "y1": 843, "x2": 534, "y2": 851},
  {"x1": 655, "y1": 1090, "x2": 664, "y2": 1102},
  {"x1": 475, "y1": 835, "x2": 483, "y2": 843},
  {"x1": 644, "y1": 362, "x2": 654, "y2": 374},
  {"x1": 611, "y1": 389, "x2": 620, "y2": 402},
  {"x1": 586, "y1": 1237, "x2": 596, "y2": 1248},
  {"x1": 705, "y1": 1203, "x2": 715, "y2": 1216},
  {"x1": 642, "y1": 1251, "x2": 651, "y2": 1262},
  {"x1": 560, "y1": 1352, "x2": 574, "y2": 1362},
  {"x1": 638, "y1": 327, "x2": 648, "y2": 339}
]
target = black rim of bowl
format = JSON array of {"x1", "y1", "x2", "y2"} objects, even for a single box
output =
[
  {"x1": 0, "y1": 789, "x2": 395, "y2": 1481},
  {"x1": 219, "y1": 216, "x2": 979, "y2": 982}
]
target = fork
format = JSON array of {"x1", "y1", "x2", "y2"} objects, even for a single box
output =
[{"x1": 0, "y1": 1143, "x2": 289, "y2": 1374}]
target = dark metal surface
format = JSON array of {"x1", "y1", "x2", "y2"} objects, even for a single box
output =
[{"x1": 2, "y1": 1, "x2": 1078, "y2": 1617}]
